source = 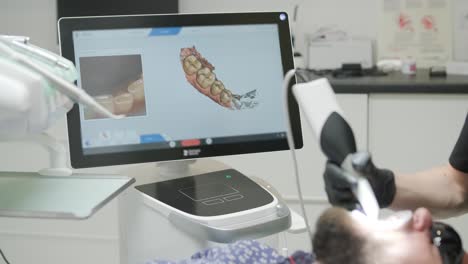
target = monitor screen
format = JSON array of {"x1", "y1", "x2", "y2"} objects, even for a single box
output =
[{"x1": 59, "y1": 13, "x2": 302, "y2": 168}]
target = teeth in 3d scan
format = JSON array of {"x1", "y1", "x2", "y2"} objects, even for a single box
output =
[
  {"x1": 210, "y1": 80, "x2": 224, "y2": 96},
  {"x1": 180, "y1": 46, "x2": 258, "y2": 110},
  {"x1": 220, "y1": 90, "x2": 233, "y2": 105},
  {"x1": 183, "y1": 55, "x2": 202, "y2": 75},
  {"x1": 196, "y1": 67, "x2": 216, "y2": 89}
]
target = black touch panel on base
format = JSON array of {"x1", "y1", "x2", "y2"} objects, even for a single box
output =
[{"x1": 135, "y1": 169, "x2": 274, "y2": 217}]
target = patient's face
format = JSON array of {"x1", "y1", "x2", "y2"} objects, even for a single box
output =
[{"x1": 353, "y1": 208, "x2": 442, "y2": 264}]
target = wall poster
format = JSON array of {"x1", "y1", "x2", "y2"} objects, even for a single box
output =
[{"x1": 378, "y1": 0, "x2": 452, "y2": 67}]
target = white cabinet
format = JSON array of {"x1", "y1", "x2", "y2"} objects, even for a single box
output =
[{"x1": 369, "y1": 94, "x2": 468, "y2": 171}]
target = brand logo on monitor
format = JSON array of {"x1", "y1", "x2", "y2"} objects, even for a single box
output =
[{"x1": 183, "y1": 149, "x2": 201, "y2": 157}]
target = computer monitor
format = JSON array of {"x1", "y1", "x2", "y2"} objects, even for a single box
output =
[{"x1": 59, "y1": 12, "x2": 303, "y2": 169}]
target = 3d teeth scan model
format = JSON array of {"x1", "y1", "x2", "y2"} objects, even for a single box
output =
[{"x1": 180, "y1": 46, "x2": 258, "y2": 110}]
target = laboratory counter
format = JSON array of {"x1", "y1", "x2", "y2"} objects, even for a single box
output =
[{"x1": 301, "y1": 69, "x2": 468, "y2": 94}]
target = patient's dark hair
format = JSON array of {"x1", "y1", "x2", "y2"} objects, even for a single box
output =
[{"x1": 312, "y1": 207, "x2": 369, "y2": 264}]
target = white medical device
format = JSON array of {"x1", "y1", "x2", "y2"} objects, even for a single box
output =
[
  {"x1": 136, "y1": 168, "x2": 290, "y2": 243},
  {"x1": 0, "y1": 35, "x2": 134, "y2": 219},
  {"x1": 284, "y1": 70, "x2": 379, "y2": 221},
  {"x1": 306, "y1": 37, "x2": 374, "y2": 70},
  {"x1": 59, "y1": 12, "x2": 305, "y2": 261}
]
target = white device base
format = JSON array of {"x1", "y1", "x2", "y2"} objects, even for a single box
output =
[
  {"x1": 118, "y1": 159, "x2": 293, "y2": 262},
  {"x1": 124, "y1": 188, "x2": 282, "y2": 262}
]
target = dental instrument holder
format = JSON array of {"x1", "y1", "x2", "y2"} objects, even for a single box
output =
[
  {"x1": 0, "y1": 129, "x2": 137, "y2": 220},
  {"x1": 0, "y1": 128, "x2": 136, "y2": 219},
  {"x1": 0, "y1": 171, "x2": 135, "y2": 219},
  {"x1": 0, "y1": 129, "x2": 136, "y2": 219}
]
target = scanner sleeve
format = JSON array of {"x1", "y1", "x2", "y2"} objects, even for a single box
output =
[{"x1": 449, "y1": 113, "x2": 468, "y2": 173}]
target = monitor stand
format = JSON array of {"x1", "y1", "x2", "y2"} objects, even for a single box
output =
[
  {"x1": 120, "y1": 158, "x2": 232, "y2": 185},
  {"x1": 156, "y1": 159, "x2": 203, "y2": 180}
]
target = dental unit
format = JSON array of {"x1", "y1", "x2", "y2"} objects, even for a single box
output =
[{"x1": 0, "y1": 35, "x2": 134, "y2": 219}]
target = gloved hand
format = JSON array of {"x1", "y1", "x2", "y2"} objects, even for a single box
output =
[{"x1": 323, "y1": 154, "x2": 396, "y2": 210}]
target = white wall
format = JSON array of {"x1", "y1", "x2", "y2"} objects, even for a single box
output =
[
  {"x1": 0, "y1": 0, "x2": 379, "y2": 56},
  {"x1": 3, "y1": 0, "x2": 465, "y2": 61},
  {"x1": 453, "y1": 0, "x2": 468, "y2": 61},
  {"x1": 3, "y1": 0, "x2": 464, "y2": 60},
  {"x1": 179, "y1": 0, "x2": 378, "y2": 59},
  {"x1": 0, "y1": 0, "x2": 58, "y2": 53}
]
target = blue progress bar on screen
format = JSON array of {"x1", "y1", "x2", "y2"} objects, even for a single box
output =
[
  {"x1": 140, "y1": 134, "x2": 166, "y2": 144},
  {"x1": 149, "y1": 27, "x2": 181, "y2": 36}
]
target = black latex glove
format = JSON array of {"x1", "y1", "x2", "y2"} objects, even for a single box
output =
[{"x1": 323, "y1": 154, "x2": 396, "y2": 210}]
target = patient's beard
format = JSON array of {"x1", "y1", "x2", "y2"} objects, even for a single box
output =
[{"x1": 431, "y1": 222, "x2": 464, "y2": 264}]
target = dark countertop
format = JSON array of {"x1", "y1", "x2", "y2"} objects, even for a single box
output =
[{"x1": 300, "y1": 69, "x2": 468, "y2": 94}]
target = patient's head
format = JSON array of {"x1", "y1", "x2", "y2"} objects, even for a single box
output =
[
  {"x1": 312, "y1": 207, "x2": 443, "y2": 264},
  {"x1": 312, "y1": 207, "x2": 369, "y2": 264}
]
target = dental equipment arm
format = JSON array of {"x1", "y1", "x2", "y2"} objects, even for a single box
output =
[
  {"x1": 286, "y1": 71, "x2": 381, "y2": 219},
  {"x1": 0, "y1": 35, "x2": 121, "y2": 137},
  {"x1": 0, "y1": 35, "x2": 125, "y2": 172}
]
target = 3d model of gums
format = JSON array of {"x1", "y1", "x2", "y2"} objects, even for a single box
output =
[{"x1": 180, "y1": 46, "x2": 258, "y2": 110}]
